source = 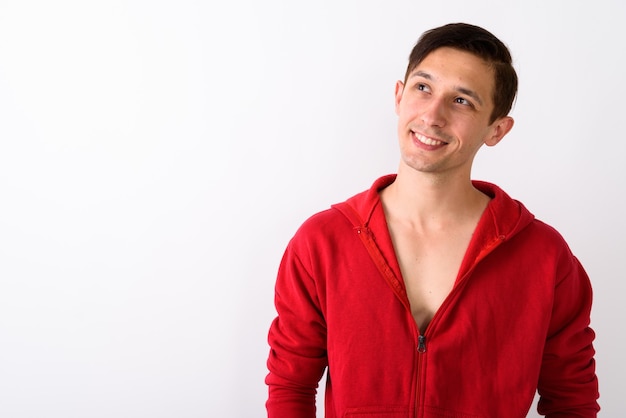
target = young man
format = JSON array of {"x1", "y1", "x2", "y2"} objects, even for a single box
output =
[{"x1": 266, "y1": 23, "x2": 599, "y2": 417}]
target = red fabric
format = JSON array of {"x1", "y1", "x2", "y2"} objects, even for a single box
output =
[{"x1": 266, "y1": 175, "x2": 599, "y2": 418}]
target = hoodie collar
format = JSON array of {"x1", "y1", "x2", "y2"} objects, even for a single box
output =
[{"x1": 345, "y1": 174, "x2": 534, "y2": 244}]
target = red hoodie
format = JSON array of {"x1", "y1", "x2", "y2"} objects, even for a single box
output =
[{"x1": 266, "y1": 175, "x2": 599, "y2": 418}]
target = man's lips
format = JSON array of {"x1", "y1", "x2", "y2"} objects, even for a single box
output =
[{"x1": 413, "y1": 131, "x2": 448, "y2": 146}]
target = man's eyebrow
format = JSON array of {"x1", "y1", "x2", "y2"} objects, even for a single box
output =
[
  {"x1": 456, "y1": 87, "x2": 484, "y2": 106},
  {"x1": 412, "y1": 70, "x2": 432, "y2": 80},
  {"x1": 411, "y1": 70, "x2": 484, "y2": 106}
]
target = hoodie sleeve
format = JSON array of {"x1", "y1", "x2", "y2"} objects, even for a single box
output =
[
  {"x1": 536, "y1": 254, "x2": 600, "y2": 417},
  {"x1": 265, "y1": 239, "x2": 328, "y2": 418}
]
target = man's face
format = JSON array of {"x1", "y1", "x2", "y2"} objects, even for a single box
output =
[{"x1": 395, "y1": 47, "x2": 512, "y2": 178}]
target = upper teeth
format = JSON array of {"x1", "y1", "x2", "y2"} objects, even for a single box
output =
[{"x1": 416, "y1": 133, "x2": 444, "y2": 146}]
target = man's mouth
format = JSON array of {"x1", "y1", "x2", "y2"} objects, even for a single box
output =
[{"x1": 414, "y1": 132, "x2": 447, "y2": 146}]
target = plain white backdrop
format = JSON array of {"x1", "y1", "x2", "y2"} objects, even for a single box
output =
[{"x1": 0, "y1": 0, "x2": 623, "y2": 417}]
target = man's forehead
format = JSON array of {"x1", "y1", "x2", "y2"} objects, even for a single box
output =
[{"x1": 412, "y1": 47, "x2": 491, "y2": 72}]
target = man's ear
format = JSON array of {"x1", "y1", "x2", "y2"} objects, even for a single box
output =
[
  {"x1": 485, "y1": 116, "x2": 514, "y2": 147},
  {"x1": 394, "y1": 81, "x2": 405, "y2": 114}
]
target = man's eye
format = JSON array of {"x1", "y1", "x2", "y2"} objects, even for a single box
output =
[
  {"x1": 417, "y1": 84, "x2": 429, "y2": 92},
  {"x1": 455, "y1": 97, "x2": 471, "y2": 106}
]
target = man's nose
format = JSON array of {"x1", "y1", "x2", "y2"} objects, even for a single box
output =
[{"x1": 421, "y1": 98, "x2": 447, "y2": 127}]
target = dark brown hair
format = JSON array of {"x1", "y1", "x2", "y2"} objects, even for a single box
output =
[{"x1": 405, "y1": 23, "x2": 518, "y2": 123}]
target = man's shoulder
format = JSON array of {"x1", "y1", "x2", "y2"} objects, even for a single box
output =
[
  {"x1": 299, "y1": 206, "x2": 349, "y2": 232},
  {"x1": 523, "y1": 216, "x2": 572, "y2": 248}
]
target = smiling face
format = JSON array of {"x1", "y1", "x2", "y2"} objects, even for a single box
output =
[{"x1": 395, "y1": 47, "x2": 514, "y2": 179}]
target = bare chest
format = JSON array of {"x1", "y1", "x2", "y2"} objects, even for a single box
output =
[{"x1": 389, "y1": 226, "x2": 473, "y2": 332}]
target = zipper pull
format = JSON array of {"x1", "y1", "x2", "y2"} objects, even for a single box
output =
[{"x1": 418, "y1": 335, "x2": 426, "y2": 353}]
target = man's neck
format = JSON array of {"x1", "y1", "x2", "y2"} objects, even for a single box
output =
[{"x1": 380, "y1": 167, "x2": 490, "y2": 232}]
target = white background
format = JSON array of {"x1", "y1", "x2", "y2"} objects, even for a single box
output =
[{"x1": 0, "y1": 0, "x2": 624, "y2": 417}]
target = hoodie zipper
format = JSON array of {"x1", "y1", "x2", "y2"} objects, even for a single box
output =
[
  {"x1": 417, "y1": 335, "x2": 426, "y2": 353},
  {"x1": 415, "y1": 332, "x2": 428, "y2": 417},
  {"x1": 412, "y1": 333, "x2": 423, "y2": 418}
]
